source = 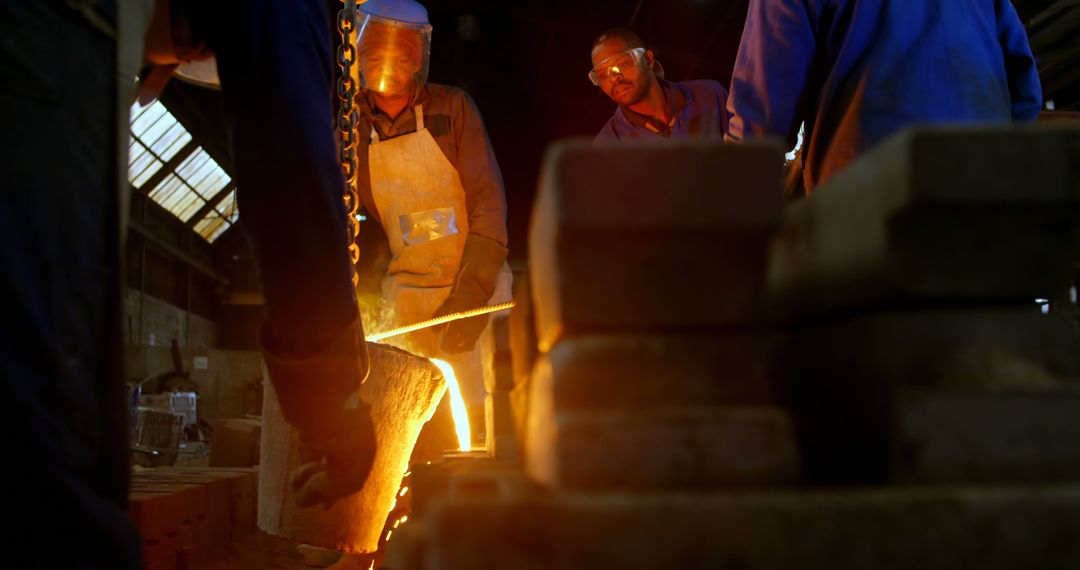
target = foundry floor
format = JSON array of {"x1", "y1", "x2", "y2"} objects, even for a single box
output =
[{"x1": 208, "y1": 531, "x2": 383, "y2": 569}]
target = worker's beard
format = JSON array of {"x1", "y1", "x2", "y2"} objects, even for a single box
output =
[{"x1": 610, "y1": 78, "x2": 648, "y2": 107}]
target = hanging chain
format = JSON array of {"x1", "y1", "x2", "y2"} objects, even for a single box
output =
[{"x1": 337, "y1": 0, "x2": 361, "y2": 286}]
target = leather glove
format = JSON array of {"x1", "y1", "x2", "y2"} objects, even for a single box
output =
[
  {"x1": 433, "y1": 234, "x2": 509, "y2": 354},
  {"x1": 262, "y1": 319, "x2": 376, "y2": 509},
  {"x1": 290, "y1": 403, "x2": 376, "y2": 509}
]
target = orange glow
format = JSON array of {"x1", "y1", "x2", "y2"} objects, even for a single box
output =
[{"x1": 430, "y1": 359, "x2": 471, "y2": 451}]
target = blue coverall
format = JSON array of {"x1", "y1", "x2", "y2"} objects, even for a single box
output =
[{"x1": 726, "y1": 0, "x2": 1043, "y2": 192}]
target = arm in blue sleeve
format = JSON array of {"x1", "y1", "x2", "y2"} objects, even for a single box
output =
[
  {"x1": 716, "y1": 82, "x2": 730, "y2": 135},
  {"x1": 725, "y1": 0, "x2": 817, "y2": 147},
  {"x1": 453, "y1": 90, "x2": 509, "y2": 246},
  {"x1": 997, "y1": 0, "x2": 1042, "y2": 121}
]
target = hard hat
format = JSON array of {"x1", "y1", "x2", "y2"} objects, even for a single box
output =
[{"x1": 358, "y1": 0, "x2": 431, "y2": 26}]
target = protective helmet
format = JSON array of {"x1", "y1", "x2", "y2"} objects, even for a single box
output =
[{"x1": 355, "y1": 0, "x2": 433, "y2": 97}]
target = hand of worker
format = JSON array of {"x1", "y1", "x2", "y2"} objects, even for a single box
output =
[
  {"x1": 432, "y1": 234, "x2": 509, "y2": 354},
  {"x1": 433, "y1": 293, "x2": 491, "y2": 353},
  {"x1": 291, "y1": 402, "x2": 377, "y2": 509}
]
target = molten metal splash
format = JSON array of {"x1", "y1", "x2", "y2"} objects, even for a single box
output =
[{"x1": 430, "y1": 359, "x2": 471, "y2": 451}]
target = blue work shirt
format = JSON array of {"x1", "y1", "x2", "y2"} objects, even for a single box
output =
[
  {"x1": 596, "y1": 79, "x2": 729, "y2": 141},
  {"x1": 726, "y1": 0, "x2": 1042, "y2": 192}
]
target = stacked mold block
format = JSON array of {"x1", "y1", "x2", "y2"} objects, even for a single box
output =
[
  {"x1": 128, "y1": 467, "x2": 258, "y2": 570},
  {"x1": 390, "y1": 128, "x2": 1080, "y2": 570},
  {"x1": 392, "y1": 138, "x2": 801, "y2": 569},
  {"x1": 766, "y1": 127, "x2": 1080, "y2": 486},
  {"x1": 522, "y1": 140, "x2": 797, "y2": 491}
]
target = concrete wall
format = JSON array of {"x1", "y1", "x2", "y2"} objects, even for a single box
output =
[
  {"x1": 124, "y1": 288, "x2": 261, "y2": 424},
  {"x1": 126, "y1": 345, "x2": 264, "y2": 424},
  {"x1": 125, "y1": 289, "x2": 219, "y2": 349}
]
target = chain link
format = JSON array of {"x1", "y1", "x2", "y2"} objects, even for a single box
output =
[{"x1": 337, "y1": 1, "x2": 362, "y2": 283}]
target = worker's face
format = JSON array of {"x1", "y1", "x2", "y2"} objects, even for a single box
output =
[
  {"x1": 590, "y1": 39, "x2": 653, "y2": 107},
  {"x1": 358, "y1": 28, "x2": 424, "y2": 97}
]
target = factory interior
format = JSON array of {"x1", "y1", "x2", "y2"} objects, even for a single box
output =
[{"x1": 4, "y1": 0, "x2": 1080, "y2": 568}]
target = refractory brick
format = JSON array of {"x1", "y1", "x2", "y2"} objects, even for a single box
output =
[
  {"x1": 424, "y1": 485, "x2": 1080, "y2": 570},
  {"x1": 774, "y1": 307, "x2": 1080, "y2": 484},
  {"x1": 529, "y1": 139, "x2": 785, "y2": 350},
  {"x1": 541, "y1": 333, "x2": 775, "y2": 413},
  {"x1": 768, "y1": 126, "x2": 1080, "y2": 317},
  {"x1": 525, "y1": 403, "x2": 798, "y2": 490}
]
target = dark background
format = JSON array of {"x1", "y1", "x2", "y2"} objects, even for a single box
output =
[
  {"x1": 164, "y1": 0, "x2": 1080, "y2": 261},
  {"x1": 421, "y1": 0, "x2": 750, "y2": 259},
  {"x1": 154, "y1": 0, "x2": 1080, "y2": 349},
  {"x1": 165, "y1": 0, "x2": 752, "y2": 261}
]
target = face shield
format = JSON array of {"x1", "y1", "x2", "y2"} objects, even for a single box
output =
[{"x1": 356, "y1": 13, "x2": 432, "y2": 97}]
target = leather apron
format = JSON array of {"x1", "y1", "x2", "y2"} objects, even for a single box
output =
[{"x1": 368, "y1": 104, "x2": 511, "y2": 407}]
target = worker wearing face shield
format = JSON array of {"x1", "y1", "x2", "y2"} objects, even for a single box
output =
[
  {"x1": 591, "y1": 29, "x2": 729, "y2": 141},
  {"x1": 353, "y1": 0, "x2": 512, "y2": 419}
]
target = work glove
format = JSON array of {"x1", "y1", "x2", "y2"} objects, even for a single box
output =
[
  {"x1": 262, "y1": 319, "x2": 376, "y2": 509},
  {"x1": 289, "y1": 403, "x2": 376, "y2": 509},
  {"x1": 433, "y1": 234, "x2": 509, "y2": 354}
]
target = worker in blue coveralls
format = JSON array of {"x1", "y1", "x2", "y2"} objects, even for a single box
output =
[
  {"x1": 2, "y1": 1, "x2": 378, "y2": 567},
  {"x1": 725, "y1": 0, "x2": 1043, "y2": 193},
  {"x1": 591, "y1": 28, "x2": 729, "y2": 141}
]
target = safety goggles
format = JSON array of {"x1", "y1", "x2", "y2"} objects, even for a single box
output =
[{"x1": 588, "y1": 47, "x2": 646, "y2": 86}]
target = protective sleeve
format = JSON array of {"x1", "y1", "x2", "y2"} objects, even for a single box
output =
[
  {"x1": 996, "y1": 0, "x2": 1043, "y2": 121},
  {"x1": 725, "y1": 0, "x2": 818, "y2": 148},
  {"x1": 452, "y1": 90, "x2": 509, "y2": 246}
]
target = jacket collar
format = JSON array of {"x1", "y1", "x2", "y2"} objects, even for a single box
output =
[
  {"x1": 618, "y1": 79, "x2": 685, "y2": 136},
  {"x1": 360, "y1": 84, "x2": 432, "y2": 137}
]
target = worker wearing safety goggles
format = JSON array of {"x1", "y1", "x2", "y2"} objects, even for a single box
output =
[
  {"x1": 352, "y1": 0, "x2": 512, "y2": 417},
  {"x1": 591, "y1": 28, "x2": 729, "y2": 141}
]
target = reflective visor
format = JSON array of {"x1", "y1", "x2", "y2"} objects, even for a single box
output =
[{"x1": 356, "y1": 12, "x2": 433, "y2": 96}]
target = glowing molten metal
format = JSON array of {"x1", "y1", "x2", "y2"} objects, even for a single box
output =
[{"x1": 429, "y1": 359, "x2": 471, "y2": 451}]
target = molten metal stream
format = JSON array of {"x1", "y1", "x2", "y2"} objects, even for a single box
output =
[{"x1": 429, "y1": 359, "x2": 471, "y2": 451}]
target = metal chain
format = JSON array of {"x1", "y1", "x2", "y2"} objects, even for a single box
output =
[{"x1": 337, "y1": 0, "x2": 361, "y2": 286}]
